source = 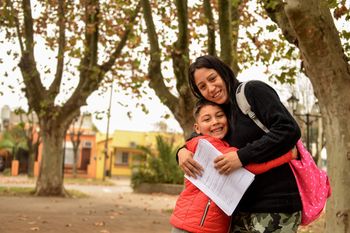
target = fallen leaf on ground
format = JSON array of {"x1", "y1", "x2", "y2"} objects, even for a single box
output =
[{"x1": 94, "y1": 221, "x2": 105, "y2": 227}]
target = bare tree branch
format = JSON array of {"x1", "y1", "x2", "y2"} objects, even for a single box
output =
[
  {"x1": 48, "y1": 0, "x2": 66, "y2": 98},
  {"x1": 203, "y1": 0, "x2": 216, "y2": 56},
  {"x1": 22, "y1": 0, "x2": 34, "y2": 54},
  {"x1": 141, "y1": 0, "x2": 178, "y2": 107},
  {"x1": 261, "y1": 0, "x2": 298, "y2": 44},
  {"x1": 218, "y1": 0, "x2": 233, "y2": 67},
  {"x1": 172, "y1": 0, "x2": 189, "y2": 91},
  {"x1": 60, "y1": 1, "x2": 140, "y2": 122},
  {"x1": 8, "y1": 0, "x2": 24, "y2": 54},
  {"x1": 19, "y1": 0, "x2": 47, "y2": 113},
  {"x1": 231, "y1": 0, "x2": 241, "y2": 74},
  {"x1": 83, "y1": 0, "x2": 99, "y2": 67},
  {"x1": 100, "y1": 1, "x2": 141, "y2": 73}
]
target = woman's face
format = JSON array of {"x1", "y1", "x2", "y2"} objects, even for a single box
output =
[
  {"x1": 193, "y1": 68, "x2": 229, "y2": 104},
  {"x1": 194, "y1": 105, "x2": 228, "y2": 139}
]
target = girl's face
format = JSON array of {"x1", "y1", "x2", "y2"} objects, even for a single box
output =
[
  {"x1": 194, "y1": 68, "x2": 229, "y2": 104},
  {"x1": 194, "y1": 105, "x2": 228, "y2": 139}
]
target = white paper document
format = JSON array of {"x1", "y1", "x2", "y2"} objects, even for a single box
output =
[{"x1": 185, "y1": 139, "x2": 255, "y2": 216}]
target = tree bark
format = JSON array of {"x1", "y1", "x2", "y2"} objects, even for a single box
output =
[
  {"x1": 141, "y1": 0, "x2": 195, "y2": 138},
  {"x1": 15, "y1": 0, "x2": 140, "y2": 195},
  {"x1": 277, "y1": 0, "x2": 350, "y2": 232},
  {"x1": 35, "y1": 120, "x2": 68, "y2": 196},
  {"x1": 218, "y1": 0, "x2": 233, "y2": 67},
  {"x1": 203, "y1": 0, "x2": 216, "y2": 56},
  {"x1": 231, "y1": 0, "x2": 241, "y2": 74}
]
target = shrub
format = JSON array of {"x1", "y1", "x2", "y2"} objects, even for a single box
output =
[{"x1": 131, "y1": 135, "x2": 184, "y2": 188}]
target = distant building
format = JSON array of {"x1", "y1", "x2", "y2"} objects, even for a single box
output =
[
  {"x1": 37, "y1": 113, "x2": 98, "y2": 178},
  {"x1": 95, "y1": 130, "x2": 184, "y2": 179},
  {"x1": 1, "y1": 105, "x2": 185, "y2": 179},
  {"x1": 0, "y1": 105, "x2": 23, "y2": 132}
]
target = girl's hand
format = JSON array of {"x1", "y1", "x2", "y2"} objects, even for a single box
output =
[
  {"x1": 178, "y1": 147, "x2": 203, "y2": 178},
  {"x1": 292, "y1": 146, "x2": 298, "y2": 159},
  {"x1": 214, "y1": 151, "x2": 242, "y2": 175}
]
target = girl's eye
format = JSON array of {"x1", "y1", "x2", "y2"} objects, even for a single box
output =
[
  {"x1": 216, "y1": 111, "x2": 225, "y2": 118},
  {"x1": 203, "y1": 117, "x2": 210, "y2": 122}
]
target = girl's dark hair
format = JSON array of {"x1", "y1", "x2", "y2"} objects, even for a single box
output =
[
  {"x1": 188, "y1": 55, "x2": 240, "y2": 104},
  {"x1": 193, "y1": 98, "x2": 221, "y2": 120}
]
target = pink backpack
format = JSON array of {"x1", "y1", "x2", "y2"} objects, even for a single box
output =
[
  {"x1": 289, "y1": 139, "x2": 331, "y2": 225},
  {"x1": 236, "y1": 81, "x2": 332, "y2": 225}
]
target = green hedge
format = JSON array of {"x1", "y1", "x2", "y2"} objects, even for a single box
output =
[{"x1": 131, "y1": 135, "x2": 184, "y2": 188}]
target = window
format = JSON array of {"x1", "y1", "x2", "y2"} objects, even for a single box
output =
[
  {"x1": 64, "y1": 147, "x2": 74, "y2": 164},
  {"x1": 129, "y1": 141, "x2": 137, "y2": 148},
  {"x1": 63, "y1": 142, "x2": 78, "y2": 165},
  {"x1": 115, "y1": 151, "x2": 129, "y2": 165},
  {"x1": 82, "y1": 141, "x2": 92, "y2": 148}
]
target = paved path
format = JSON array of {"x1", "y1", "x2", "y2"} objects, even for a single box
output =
[
  {"x1": 0, "y1": 176, "x2": 324, "y2": 233},
  {"x1": 0, "y1": 176, "x2": 178, "y2": 233},
  {"x1": 0, "y1": 175, "x2": 133, "y2": 195}
]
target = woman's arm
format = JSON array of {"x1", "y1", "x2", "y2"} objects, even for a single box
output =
[
  {"x1": 214, "y1": 141, "x2": 297, "y2": 175},
  {"x1": 245, "y1": 147, "x2": 297, "y2": 174},
  {"x1": 235, "y1": 81, "x2": 301, "y2": 165}
]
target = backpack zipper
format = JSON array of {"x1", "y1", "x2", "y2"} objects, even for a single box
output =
[{"x1": 200, "y1": 200, "x2": 211, "y2": 226}]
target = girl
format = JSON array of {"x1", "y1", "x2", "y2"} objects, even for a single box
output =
[{"x1": 171, "y1": 99, "x2": 296, "y2": 233}]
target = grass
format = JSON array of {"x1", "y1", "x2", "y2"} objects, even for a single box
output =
[
  {"x1": 63, "y1": 177, "x2": 115, "y2": 186},
  {"x1": 0, "y1": 186, "x2": 34, "y2": 196},
  {"x1": 161, "y1": 208, "x2": 174, "y2": 214},
  {"x1": 0, "y1": 186, "x2": 89, "y2": 198},
  {"x1": 0, "y1": 175, "x2": 115, "y2": 186}
]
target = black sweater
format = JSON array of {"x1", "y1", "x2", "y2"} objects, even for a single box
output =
[{"x1": 224, "y1": 80, "x2": 302, "y2": 213}]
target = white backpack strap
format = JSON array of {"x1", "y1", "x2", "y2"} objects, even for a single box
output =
[{"x1": 236, "y1": 81, "x2": 270, "y2": 133}]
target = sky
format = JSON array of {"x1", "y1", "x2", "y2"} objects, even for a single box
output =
[
  {"x1": 0, "y1": 53, "x2": 305, "y2": 135},
  {"x1": 0, "y1": 27, "x2": 315, "y2": 134},
  {"x1": 0, "y1": 1, "x2": 319, "y2": 134}
]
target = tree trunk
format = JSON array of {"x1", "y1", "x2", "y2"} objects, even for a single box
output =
[
  {"x1": 35, "y1": 121, "x2": 67, "y2": 196},
  {"x1": 73, "y1": 147, "x2": 78, "y2": 178},
  {"x1": 27, "y1": 150, "x2": 35, "y2": 177},
  {"x1": 11, "y1": 0, "x2": 139, "y2": 196},
  {"x1": 281, "y1": 1, "x2": 350, "y2": 232},
  {"x1": 323, "y1": 98, "x2": 350, "y2": 233},
  {"x1": 316, "y1": 117, "x2": 324, "y2": 168}
]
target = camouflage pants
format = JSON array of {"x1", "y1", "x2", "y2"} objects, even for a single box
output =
[
  {"x1": 230, "y1": 211, "x2": 301, "y2": 233},
  {"x1": 170, "y1": 227, "x2": 191, "y2": 233}
]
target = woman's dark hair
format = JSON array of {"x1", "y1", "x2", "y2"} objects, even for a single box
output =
[{"x1": 188, "y1": 55, "x2": 240, "y2": 104}]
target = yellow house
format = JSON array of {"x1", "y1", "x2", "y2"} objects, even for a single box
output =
[{"x1": 95, "y1": 130, "x2": 184, "y2": 179}]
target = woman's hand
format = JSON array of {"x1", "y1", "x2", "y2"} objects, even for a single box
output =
[
  {"x1": 214, "y1": 151, "x2": 242, "y2": 175},
  {"x1": 178, "y1": 147, "x2": 203, "y2": 178}
]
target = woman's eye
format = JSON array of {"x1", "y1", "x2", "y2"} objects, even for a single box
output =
[
  {"x1": 208, "y1": 75, "x2": 216, "y2": 82},
  {"x1": 198, "y1": 84, "x2": 206, "y2": 90}
]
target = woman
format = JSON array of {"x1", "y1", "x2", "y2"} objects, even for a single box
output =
[{"x1": 178, "y1": 55, "x2": 302, "y2": 232}]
